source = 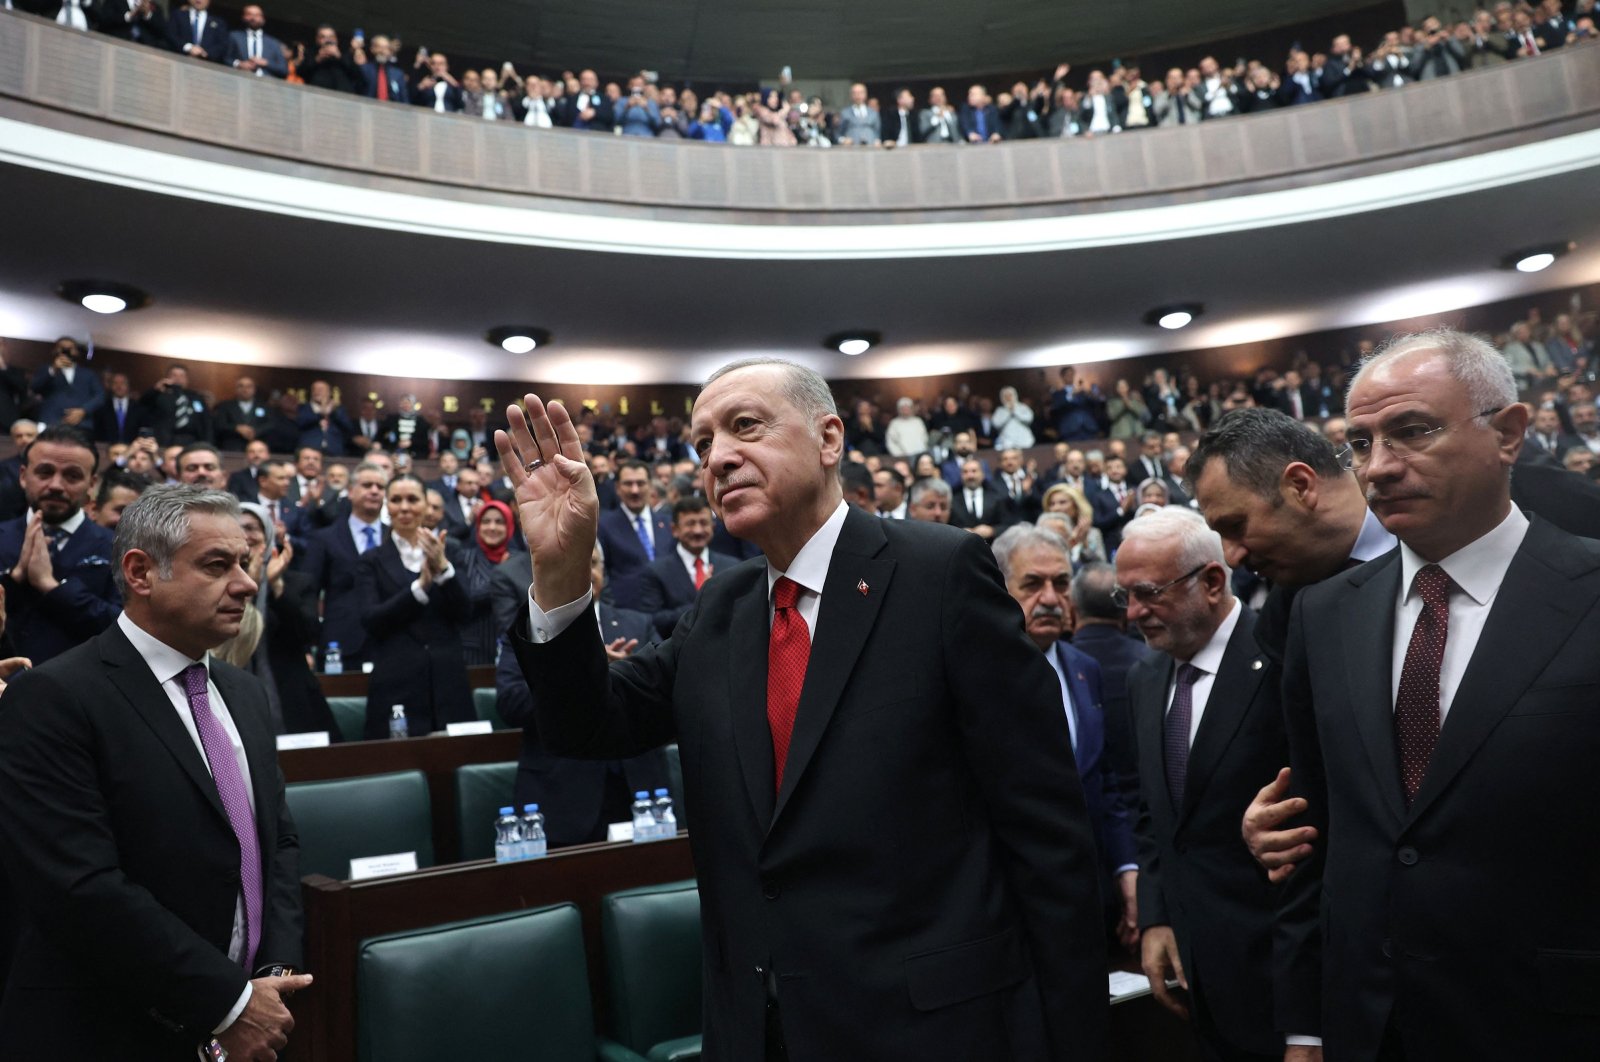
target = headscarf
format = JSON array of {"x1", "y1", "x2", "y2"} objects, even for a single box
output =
[
  {"x1": 474, "y1": 498, "x2": 515, "y2": 565},
  {"x1": 450, "y1": 429, "x2": 474, "y2": 461}
]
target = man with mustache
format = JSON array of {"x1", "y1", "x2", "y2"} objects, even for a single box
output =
[
  {"x1": 497, "y1": 359, "x2": 1107, "y2": 1060},
  {"x1": 1116, "y1": 508, "x2": 1287, "y2": 1061},
  {"x1": 0, "y1": 425, "x2": 120, "y2": 664},
  {"x1": 1275, "y1": 329, "x2": 1600, "y2": 1058},
  {"x1": 993, "y1": 524, "x2": 1138, "y2": 952}
]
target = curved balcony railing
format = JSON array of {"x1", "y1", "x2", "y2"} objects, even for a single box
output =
[{"x1": 4, "y1": 10, "x2": 1600, "y2": 223}]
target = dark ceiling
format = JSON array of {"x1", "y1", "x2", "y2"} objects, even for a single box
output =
[{"x1": 251, "y1": 0, "x2": 1390, "y2": 83}]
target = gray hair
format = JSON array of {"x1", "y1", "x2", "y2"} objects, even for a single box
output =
[
  {"x1": 1348, "y1": 328, "x2": 1518, "y2": 411},
  {"x1": 991, "y1": 524, "x2": 1070, "y2": 582},
  {"x1": 1070, "y1": 562, "x2": 1123, "y2": 621},
  {"x1": 703, "y1": 358, "x2": 839, "y2": 427},
  {"x1": 908, "y1": 477, "x2": 951, "y2": 504},
  {"x1": 113, "y1": 484, "x2": 242, "y2": 595},
  {"x1": 1085, "y1": 449, "x2": 1104, "y2": 464},
  {"x1": 353, "y1": 460, "x2": 390, "y2": 481},
  {"x1": 896, "y1": 397, "x2": 915, "y2": 414},
  {"x1": 1117, "y1": 505, "x2": 1228, "y2": 576},
  {"x1": 1036, "y1": 512, "x2": 1074, "y2": 540}
]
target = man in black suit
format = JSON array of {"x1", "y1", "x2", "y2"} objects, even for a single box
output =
[
  {"x1": 495, "y1": 541, "x2": 669, "y2": 847},
  {"x1": 1069, "y1": 561, "x2": 1153, "y2": 817},
  {"x1": 410, "y1": 51, "x2": 464, "y2": 113},
  {"x1": 138, "y1": 363, "x2": 211, "y2": 447},
  {"x1": 97, "y1": 0, "x2": 170, "y2": 48},
  {"x1": 993, "y1": 447, "x2": 1038, "y2": 522},
  {"x1": 0, "y1": 484, "x2": 311, "y2": 1060},
  {"x1": 226, "y1": 5, "x2": 288, "y2": 79},
  {"x1": 948, "y1": 457, "x2": 1010, "y2": 540},
  {"x1": 377, "y1": 393, "x2": 431, "y2": 458},
  {"x1": 637, "y1": 495, "x2": 740, "y2": 638},
  {"x1": 498, "y1": 359, "x2": 1105, "y2": 1060},
  {"x1": 0, "y1": 425, "x2": 121, "y2": 665},
  {"x1": 165, "y1": 0, "x2": 230, "y2": 62},
  {"x1": 93, "y1": 371, "x2": 143, "y2": 446},
  {"x1": 589, "y1": 451, "x2": 620, "y2": 511},
  {"x1": 213, "y1": 376, "x2": 269, "y2": 452},
  {"x1": 1089, "y1": 456, "x2": 1138, "y2": 551},
  {"x1": 302, "y1": 461, "x2": 387, "y2": 670},
  {"x1": 879, "y1": 88, "x2": 921, "y2": 147},
  {"x1": 356, "y1": 34, "x2": 410, "y2": 102},
  {"x1": 0, "y1": 340, "x2": 31, "y2": 434},
  {"x1": 595, "y1": 459, "x2": 671, "y2": 609},
  {"x1": 436, "y1": 467, "x2": 481, "y2": 543},
  {"x1": 1118, "y1": 508, "x2": 1286, "y2": 1061},
  {"x1": 958, "y1": 83, "x2": 1002, "y2": 143},
  {"x1": 1128, "y1": 432, "x2": 1165, "y2": 487},
  {"x1": 1275, "y1": 331, "x2": 1600, "y2": 1058},
  {"x1": 1526, "y1": 404, "x2": 1580, "y2": 460},
  {"x1": 227, "y1": 439, "x2": 271, "y2": 503}
]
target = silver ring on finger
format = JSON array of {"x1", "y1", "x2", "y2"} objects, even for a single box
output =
[{"x1": 524, "y1": 458, "x2": 544, "y2": 474}]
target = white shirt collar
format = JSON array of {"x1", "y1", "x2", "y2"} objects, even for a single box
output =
[
  {"x1": 118, "y1": 612, "x2": 208, "y2": 686},
  {"x1": 1399, "y1": 506, "x2": 1528, "y2": 607},
  {"x1": 1349, "y1": 506, "x2": 1398, "y2": 564},
  {"x1": 767, "y1": 500, "x2": 849, "y2": 599},
  {"x1": 677, "y1": 542, "x2": 707, "y2": 568},
  {"x1": 29, "y1": 507, "x2": 86, "y2": 536},
  {"x1": 1182, "y1": 597, "x2": 1242, "y2": 674}
]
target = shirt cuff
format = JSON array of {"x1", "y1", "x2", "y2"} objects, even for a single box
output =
[
  {"x1": 527, "y1": 587, "x2": 593, "y2": 643},
  {"x1": 1286, "y1": 1036, "x2": 1323, "y2": 1047},
  {"x1": 1115, "y1": 864, "x2": 1138, "y2": 876},
  {"x1": 434, "y1": 562, "x2": 455, "y2": 585},
  {"x1": 213, "y1": 982, "x2": 252, "y2": 1035},
  {"x1": 409, "y1": 578, "x2": 428, "y2": 603}
]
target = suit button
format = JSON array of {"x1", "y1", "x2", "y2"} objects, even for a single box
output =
[
  {"x1": 762, "y1": 880, "x2": 780, "y2": 900},
  {"x1": 754, "y1": 964, "x2": 766, "y2": 981},
  {"x1": 1381, "y1": 938, "x2": 1393, "y2": 959},
  {"x1": 1397, "y1": 846, "x2": 1419, "y2": 866}
]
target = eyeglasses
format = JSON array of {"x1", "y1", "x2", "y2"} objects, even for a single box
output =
[
  {"x1": 1335, "y1": 407, "x2": 1503, "y2": 471},
  {"x1": 1111, "y1": 563, "x2": 1207, "y2": 609}
]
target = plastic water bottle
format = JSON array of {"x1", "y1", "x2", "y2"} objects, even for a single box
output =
[
  {"x1": 520, "y1": 804, "x2": 547, "y2": 859},
  {"x1": 388, "y1": 704, "x2": 408, "y2": 740},
  {"x1": 493, "y1": 807, "x2": 522, "y2": 864},
  {"x1": 652, "y1": 789, "x2": 676, "y2": 838},
  {"x1": 324, "y1": 642, "x2": 343, "y2": 675},
  {"x1": 631, "y1": 791, "x2": 658, "y2": 842}
]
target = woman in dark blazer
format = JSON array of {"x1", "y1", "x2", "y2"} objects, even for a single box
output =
[
  {"x1": 357, "y1": 473, "x2": 474, "y2": 739},
  {"x1": 454, "y1": 498, "x2": 517, "y2": 665}
]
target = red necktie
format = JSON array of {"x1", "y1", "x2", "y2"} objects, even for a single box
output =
[
  {"x1": 767, "y1": 577, "x2": 810, "y2": 793},
  {"x1": 1395, "y1": 564, "x2": 1450, "y2": 805},
  {"x1": 693, "y1": 556, "x2": 707, "y2": 590},
  {"x1": 377, "y1": 65, "x2": 389, "y2": 100}
]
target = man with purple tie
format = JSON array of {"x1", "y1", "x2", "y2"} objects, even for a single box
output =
[{"x1": 0, "y1": 485, "x2": 310, "y2": 1060}]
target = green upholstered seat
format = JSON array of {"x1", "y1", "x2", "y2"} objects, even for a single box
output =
[
  {"x1": 600, "y1": 880, "x2": 703, "y2": 1061},
  {"x1": 285, "y1": 770, "x2": 433, "y2": 880},
  {"x1": 357, "y1": 904, "x2": 636, "y2": 1062},
  {"x1": 473, "y1": 686, "x2": 507, "y2": 730},
  {"x1": 325, "y1": 695, "x2": 366, "y2": 743},
  {"x1": 454, "y1": 761, "x2": 518, "y2": 862}
]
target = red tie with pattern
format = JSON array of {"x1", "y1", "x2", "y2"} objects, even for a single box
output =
[
  {"x1": 693, "y1": 556, "x2": 707, "y2": 591},
  {"x1": 767, "y1": 577, "x2": 810, "y2": 794},
  {"x1": 1395, "y1": 564, "x2": 1451, "y2": 805}
]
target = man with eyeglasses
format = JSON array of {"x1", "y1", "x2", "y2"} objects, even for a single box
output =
[
  {"x1": 1274, "y1": 329, "x2": 1600, "y2": 1059},
  {"x1": 1117, "y1": 507, "x2": 1286, "y2": 1062}
]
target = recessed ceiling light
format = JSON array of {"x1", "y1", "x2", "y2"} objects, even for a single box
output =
[
  {"x1": 1142, "y1": 303, "x2": 1203, "y2": 330},
  {"x1": 823, "y1": 331, "x2": 881, "y2": 356},
  {"x1": 1500, "y1": 241, "x2": 1573, "y2": 273},
  {"x1": 486, "y1": 326, "x2": 552, "y2": 353},
  {"x1": 56, "y1": 279, "x2": 150, "y2": 314}
]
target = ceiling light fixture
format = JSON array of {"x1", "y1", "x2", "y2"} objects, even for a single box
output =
[
  {"x1": 824, "y1": 331, "x2": 881, "y2": 356},
  {"x1": 486, "y1": 326, "x2": 552, "y2": 353},
  {"x1": 1500, "y1": 241, "x2": 1573, "y2": 274},
  {"x1": 1142, "y1": 303, "x2": 1203, "y2": 330},
  {"x1": 55, "y1": 279, "x2": 150, "y2": 314}
]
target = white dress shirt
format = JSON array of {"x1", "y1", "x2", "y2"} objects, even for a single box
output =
[
  {"x1": 623, "y1": 504, "x2": 656, "y2": 554},
  {"x1": 531, "y1": 502, "x2": 849, "y2": 643},
  {"x1": 1350, "y1": 506, "x2": 1398, "y2": 564},
  {"x1": 1164, "y1": 598, "x2": 1242, "y2": 746},
  {"x1": 392, "y1": 533, "x2": 456, "y2": 604},
  {"x1": 348, "y1": 514, "x2": 382, "y2": 555},
  {"x1": 677, "y1": 542, "x2": 711, "y2": 584},
  {"x1": 116, "y1": 613, "x2": 255, "y2": 1032},
  {"x1": 1389, "y1": 507, "x2": 1528, "y2": 722},
  {"x1": 27, "y1": 505, "x2": 85, "y2": 537},
  {"x1": 879, "y1": 501, "x2": 908, "y2": 520}
]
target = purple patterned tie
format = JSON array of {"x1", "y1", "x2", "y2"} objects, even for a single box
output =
[
  {"x1": 181, "y1": 664, "x2": 262, "y2": 970},
  {"x1": 1395, "y1": 564, "x2": 1451, "y2": 806},
  {"x1": 1164, "y1": 663, "x2": 1203, "y2": 808}
]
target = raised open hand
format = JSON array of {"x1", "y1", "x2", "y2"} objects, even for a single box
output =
[{"x1": 495, "y1": 394, "x2": 598, "y2": 611}]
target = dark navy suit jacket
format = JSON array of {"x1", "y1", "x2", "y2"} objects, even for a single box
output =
[
  {"x1": 1051, "y1": 640, "x2": 1138, "y2": 884},
  {"x1": 596, "y1": 506, "x2": 672, "y2": 610},
  {"x1": 635, "y1": 547, "x2": 740, "y2": 638},
  {"x1": 304, "y1": 519, "x2": 377, "y2": 665},
  {"x1": 0, "y1": 515, "x2": 120, "y2": 665},
  {"x1": 30, "y1": 366, "x2": 105, "y2": 426}
]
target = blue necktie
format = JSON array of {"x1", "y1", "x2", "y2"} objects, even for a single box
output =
[
  {"x1": 115, "y1": 400, "x2": 125, "y2": 434},
  {"x1": 361, "y1": 526, "x2": 378, "y2": 553},
  {"x1": 634, "y1": 513, "x2": 655, "y2": 561},
  {"x1": 975, "y1": 108, "x2": 987, "y2": 139}
]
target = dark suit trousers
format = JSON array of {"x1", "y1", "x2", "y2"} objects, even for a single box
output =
[{"x1": 1193, "y1": 978, "x2": 1278, "y2": 1062}]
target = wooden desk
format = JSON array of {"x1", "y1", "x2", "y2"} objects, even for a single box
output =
[
  {"x1": 294, "y1": 836, "x2": 698, "y2": 1062},
  {"x1": 279, "y1": 730, "x2": 523, "y2": 864}
]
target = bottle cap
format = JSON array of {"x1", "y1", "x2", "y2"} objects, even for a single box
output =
[
  {"x1": 498, "y1": 807, "x2": 514, "y2": 815},
  {"x1": 654, "y1": 788, "x2": 669, "y2": 796},
  {"x1": 328, "y1": 641, "x2": 340, "y2": 648},
  {"x1": 635, "y1": 791, "x2": 649, "y2": 799},
  {"x1": 524, "y1": 804, "x2": 539, "y2": 812}
]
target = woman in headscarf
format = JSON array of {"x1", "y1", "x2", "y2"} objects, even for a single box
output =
[
  {"x1": 233, "y1": 502, "x2": 340, "y2": 738},
  {"x1": 455, "y1": 498, "x2": 517, "y2": 666}
]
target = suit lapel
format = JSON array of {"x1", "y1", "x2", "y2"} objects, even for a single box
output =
[
  {"x1": 1408, "y1": 519, "x2": 1600, "y2": 822},
  {"x1": 728, "y1": 576, "x2": 777, "y2": 827},
  {"x1": 1057, "y1": 645, "x2": 1102, "y2": 774},
  {"x1": 211, "y1": 663, "x2": 276, "y2": 853},
  {"x1": 772, "y1": 511, "x2": 895, "y2": 827},
  {"x1": 1180, "y1": 610, "x2": 1267, "y2": 825},
  {"x1": 1339, "y1": 554, "x2": 1409, "y2": 825},
  {"x1": 100, "y1": 625, "x2": 230, "y2": 827}
]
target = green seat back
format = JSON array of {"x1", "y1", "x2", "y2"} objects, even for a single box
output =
[
  {"x1": 325, "y1": 696, "x2": 366, "y2": 743},
  {"x1": 358, "y1": 904, "x2": 597, "y2": 1062},
  {"x1": 473, "y1": 686, "x2": 506, "y2": 730},
  {"x1": 285, "y1": 770, "x2": 433, "y2": 880},
  {"x1": 454, "y1": 761, "x2": 518, "y2": 862},
  {"x1": 601, "y1": 880, "x2": 703, "y2": 1057}
]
